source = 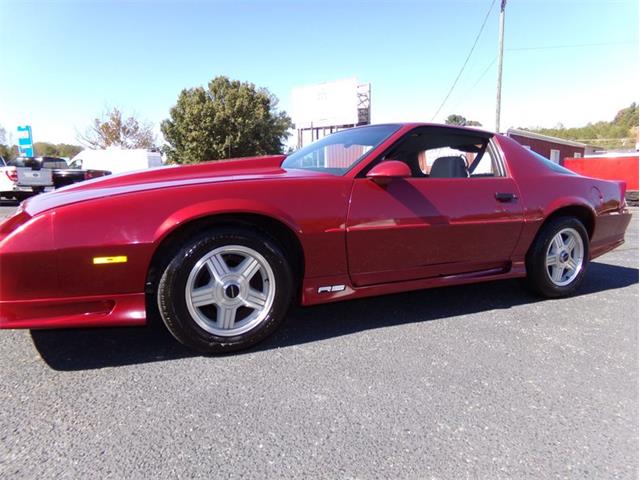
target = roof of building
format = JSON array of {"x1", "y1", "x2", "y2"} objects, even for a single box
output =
[{"x1": 506, "y1": 128, "x2": 590, "y2": 148}]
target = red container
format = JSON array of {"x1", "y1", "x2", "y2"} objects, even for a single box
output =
[{"x1": 563, "y1": 154, "x2": 639, "y2": 191}]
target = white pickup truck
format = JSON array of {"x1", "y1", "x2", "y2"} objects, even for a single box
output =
[{"x1": 0, "y1": 156, "x2": 54, "y2": 201}]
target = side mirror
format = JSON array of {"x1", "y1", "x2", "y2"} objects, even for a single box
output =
[{"x1": 366, "y1": 160, "x2": 411, "y2": 184}]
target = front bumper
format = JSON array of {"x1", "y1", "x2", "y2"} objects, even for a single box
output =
[{"x1": 0, "y1": 293, "x2": 146, "y2": 329}]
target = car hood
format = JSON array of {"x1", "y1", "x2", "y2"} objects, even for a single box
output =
[{"x1": 23, "y1": 155, "x2": 323, "y2": 216}]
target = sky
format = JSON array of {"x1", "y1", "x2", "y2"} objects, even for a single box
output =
[{"x1": 0, "y1": 0, "x2": 638, "y2": 146}]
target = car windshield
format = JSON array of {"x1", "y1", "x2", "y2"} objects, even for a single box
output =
[{"x1": 283, "y1": 124, "x2": 401, "y2": 175}]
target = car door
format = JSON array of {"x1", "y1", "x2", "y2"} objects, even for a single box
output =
[{"x1": 345, "y1": 131, "x2": 524, "y2": 287}]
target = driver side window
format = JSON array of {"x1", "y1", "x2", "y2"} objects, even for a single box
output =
[{"x1": 385, "y1": 127, "x2": 502, "y2": 178}]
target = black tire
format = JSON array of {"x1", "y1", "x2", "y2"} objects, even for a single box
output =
[
  {"x1": 525, "y1": 216, "x2": 590, "y2": 298},
  {"x1": 156, "y1": 227, "x2": 294, "y2": 354}
]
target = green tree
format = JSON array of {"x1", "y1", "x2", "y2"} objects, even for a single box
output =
[
  {"x1": 445, "y1": 114, "x2": 467, "y2": 126},
  {"x1": 0, "y1": 145, "x2": 16, "y2": 161},
  {"x1": 613, "y1": 102, "x2": 638, "y2": 129},
  {"x1": 34, "y1": 142, "x2": 83, "y2": 158},
  {"x1": 34, "y1": 142, "x2": 59, "y2": 156},
  {"x1": 526, "y1": 103, "x2": 639, "y2": 150},
  {"x1": 445, "y1": 114, "x2": 482, "y2": 127},
  {"x1": 161, "y1": 76, "x2": 292, "y2": 164},
  {"x1": 79, "y1": 107, "x2": 156, "y2": 149},
  {"x1": 57, "y1": 143, "x2": 83, "y2": 158},
  {"x1": 0, "y1": 124, "x2": 16, "y2": 161}
]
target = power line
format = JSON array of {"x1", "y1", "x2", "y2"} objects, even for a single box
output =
[
  {"x1": 448, "y1": 56, "x2": 497, "y2": 113},
  {"x1": 472, "y1": 57, "x2": 497, "y2": 90},
  {"x1": 442, "y1": 39, "x2": 634, "y2": 114},
  {"x1": 431, "y1": 0, "x2": 498, "y2": 121},
  {"x1": 508, "y1": 40, "x2": 634, "y2": 51}
]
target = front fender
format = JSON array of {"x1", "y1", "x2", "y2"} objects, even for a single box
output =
[{"x1": 153, "y1": 198, "x2": 303, "y2": 246}]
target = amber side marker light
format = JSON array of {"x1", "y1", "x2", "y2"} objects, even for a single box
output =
[{"x1": 93, "y1": 256, "x2": 128, "y2": 265}]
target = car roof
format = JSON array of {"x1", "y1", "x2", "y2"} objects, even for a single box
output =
[{"x1": 348, "y1": 122, "x2": 494, "y2": 137}]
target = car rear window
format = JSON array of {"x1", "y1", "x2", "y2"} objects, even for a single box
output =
[
  {"x1": 42, "y1": 159, "x2": 68, "y2": 169},
  {"x1": 530, "y1": 151, "x2": 576, "y2": 175},
  {"x1": 8, "y1": 157, "x2": 39, "y2": 169},
  {"x1": 8, "y1": 157, "x2": 69, "y2": 169}
]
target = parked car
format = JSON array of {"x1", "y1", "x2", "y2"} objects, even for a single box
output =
[
  {"x1": 0, "y1": 123, "x2": 631, "y2": 354},
  {"x1": 5, "y1": 157, "x2": 111, "y2": 193},
  {"x1": 36, "y1": 156, "x2": 111, "y2": 189},
  {"x1": 70, "y1": 148, "x2": 162, "y2": 175},
  {"x1": 0, "y1": 156, "x2": 54, "y2": 201}
]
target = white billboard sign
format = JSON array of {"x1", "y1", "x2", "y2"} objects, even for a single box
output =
[{"x1": 291, "y1": 77, "x2": 359, "y2": 128}]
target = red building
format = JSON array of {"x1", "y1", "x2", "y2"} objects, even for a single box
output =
[{"x1": 507, "y1": 128, "x2": 600, "y2": 164}]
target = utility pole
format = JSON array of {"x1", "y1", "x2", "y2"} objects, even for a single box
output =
[{"x1": 495, "y1": 0, "x2": 507, "y2": 133}]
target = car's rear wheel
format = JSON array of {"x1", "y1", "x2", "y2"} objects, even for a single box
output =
[
  {"x1": 525, "y1": 216, "x2": 589, "y2": 298},
  {"x1": 157, "y1": 227, "x2": 294, "y2": 353}
]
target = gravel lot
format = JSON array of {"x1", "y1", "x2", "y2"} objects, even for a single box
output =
[{"x1": 1, "y1": 203, "x2": 638, "y2": 479}]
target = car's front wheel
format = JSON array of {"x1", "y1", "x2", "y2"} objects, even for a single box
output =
[
  {"x1": 157, "y1": 227, "x2": 294, "y2": 353},
  {"x1": 525, "y1": 216, "x2": 589, "y2": 298}
]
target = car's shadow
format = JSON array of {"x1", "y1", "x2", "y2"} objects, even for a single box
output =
[
  {"x1": 31, "y1": 261, "x2": 638, "y2": 371},
  {"x1": 0, "y1": 199, "x2": 19, "y2": 207}
]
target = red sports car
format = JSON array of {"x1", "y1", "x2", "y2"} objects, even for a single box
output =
[{"x1": 0, "y1": 123, "x2": 631, "y2": 353}]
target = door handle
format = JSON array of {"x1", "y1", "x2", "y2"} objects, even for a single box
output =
[{"x1": 495, "y1": 192, "x2": 517, "y2": 202}]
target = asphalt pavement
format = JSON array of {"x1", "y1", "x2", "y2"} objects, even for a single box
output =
[
  {"x1": 0, "y1": 201, "x2": 21, "y2": 219},
  {"x1": 0, "y1": 204, "x2": 638, "y2": 479}
]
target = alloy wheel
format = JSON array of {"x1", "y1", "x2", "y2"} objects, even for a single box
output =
[
  {"x1": 184, "y1": 245, "x2": 276, "y2": 336},
  {"x1": 545, "y1": 227, "x2": 585, "y2": 287}
]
